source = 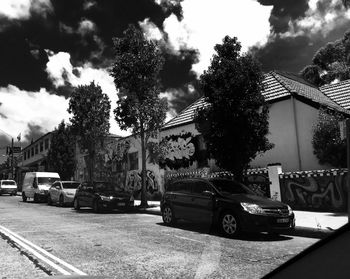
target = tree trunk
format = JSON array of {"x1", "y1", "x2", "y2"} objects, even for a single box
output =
[
  {"x1": 88, "y1": 142, "x2": 95, "y2": 182},
  {"x1": 140, "y1": 127, "x2": 148, "y2": 208}
]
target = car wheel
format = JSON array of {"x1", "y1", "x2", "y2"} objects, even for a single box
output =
[
  {"x1": 47, "y1": 194, "x2": 53, "y2": 205},
  {"x1": 22, "y1": 192, "x2": 27, "y2": 202},
  {"x1": 59, "y1": 195, "x2": 64, "y2": 207},
  {"x1": 93, "y1": 200, "x2": 101, "y2": 213},
  {"x1": 73, "y1": 198, "x2": 80, "y2": 210},
  {"x1": 162, "y1": 205, "x2": 176, "y2": 225},
  {"x1": 220, "y1": 211, "x2": 240, "y2": 237}
]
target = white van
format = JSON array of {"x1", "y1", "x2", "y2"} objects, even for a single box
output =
[
  {"x1": 0, "y1": 180, "x2": 17, "y2": 196},
  {"x1": 22, "y1": 172, "x2": 60, "y2": 202}
]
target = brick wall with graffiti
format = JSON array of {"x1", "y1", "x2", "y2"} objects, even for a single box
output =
[{"x1": 279, "y1": 169, "x2": 348, "y2": 212}]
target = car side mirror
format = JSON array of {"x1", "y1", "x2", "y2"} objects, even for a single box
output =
[{"x1": 202, "y1": 190, "x2": 215, "y2": 197}]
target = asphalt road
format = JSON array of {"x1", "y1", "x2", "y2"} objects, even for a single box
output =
[{"x1": 0, "y1": 195, "x2": 319, "y2": 279}]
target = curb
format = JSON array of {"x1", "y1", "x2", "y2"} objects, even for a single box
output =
[{"x1": 288, "y1": 226, "x2": 334, "y2": 239}]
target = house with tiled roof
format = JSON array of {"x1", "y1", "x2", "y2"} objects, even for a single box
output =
[{"x1": 160, "y1": 71, "x2": 350, "y2": 172}]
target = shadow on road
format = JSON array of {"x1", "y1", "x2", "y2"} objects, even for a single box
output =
[{"x1": 156, "y1": 221, "x2": 293, "y2": 242}]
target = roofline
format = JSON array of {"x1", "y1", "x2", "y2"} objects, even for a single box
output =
[{"x1": 22, "y1": 132, "x2": 52, "y2": 151}]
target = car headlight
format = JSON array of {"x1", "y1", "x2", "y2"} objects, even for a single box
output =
[
  {"x1": 241, "y1": 202, "x2": 264, "y2": 214},
  {"x1": 100, "y1": 196, "x2": 113, "y2": 201},
  {"x1": 287, "y1": 205, "x2": 293, "y2": 215}
]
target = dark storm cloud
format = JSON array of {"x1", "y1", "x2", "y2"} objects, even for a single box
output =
[
  {"x1": 250, "y1": 17, "x2": 350, "y2": 73},
  {"x1": 252, "y1": 0, "x2": 350, "y2": 73},
  {"x1": 0, "y1": 0, "x2": 199, "y2": 104},
  {"x1": 257, "y1": 0, "x2": 309, "y2": 33},
  {"x1": 24, "y1": 124, "x2": 45, "y2": 144}
]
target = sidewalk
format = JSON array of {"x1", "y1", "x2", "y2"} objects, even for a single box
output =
[{"x1": 134, "y1": 200, "x2": 349, "y2": 238}]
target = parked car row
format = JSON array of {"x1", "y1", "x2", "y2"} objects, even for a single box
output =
[
  {"x1": 3, "y1": 172, "x2": 296, "y2": 238},
  {"x1": 19, "y1": 172, "x2": 134, "y2": 213}
]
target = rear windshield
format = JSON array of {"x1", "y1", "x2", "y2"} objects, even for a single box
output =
[
  {"x1": 2, "y1": 181, "x2": 16, "y2": 185},
  {"x1": 62, "y1": 182, "x2": 80, "y2": 189},
  {"x1": 94, "y1": 182, "x2": 115, "y2": 192},
  {"x1": 210, "y1": 179, "x2": 256, "y2": 195},
  {"x1": 38, "y1": 177, "x2": 60, "y2": 185}
]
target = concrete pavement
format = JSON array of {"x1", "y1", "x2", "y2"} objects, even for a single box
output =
[{"x1": 134, "y1": 200, "x2": 349, "y2": 238}]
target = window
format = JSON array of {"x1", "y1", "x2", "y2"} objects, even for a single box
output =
[
  {"x1": 35, "y1": 145, "x2": 38, "y2": 154},
  {"x1": 170, "y1": 181, "x2": 191, "y2": 194},
  {"x1": 192, "y1": 181, "x2": 211, "y2": 194},
  {"x1": 31, "y1": 147, "x2": 34, "y2": 156},
  {"x1": 24, "y1": 152, "x2": 26, "y2": 160},
  {"x1": 44, "y1": 138, "x2": 49, "y2": 150},
  {"x1": 27, "y1": 150, "x2": 30, "y2": 159},
  {"x1": 128, "y1": 152, "x2": 138, "y2": 170},
  {"x1": 40, "y1": 141, "x2": 43, "y2": 152}
]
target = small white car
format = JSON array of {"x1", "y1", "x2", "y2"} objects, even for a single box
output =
[
  {"x1": 48, "y1": 181, "x2": 81, "y2": 207},
  {"x1": 0, "y1": 180, "x2": 17, "y2": 196}
]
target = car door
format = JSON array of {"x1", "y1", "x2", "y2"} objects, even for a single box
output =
[
  {"x1": 51, "y1": 182, "x2": 61, "y2": 202},
  {"x1": 170, "y1": 180, "x2": 192, "y2": 220},
  {"x1": 84, "y1": 183, "x2": 95, "y2": 207},
  {"x1": 188, "y1": 180, "x2": 214, "y2": 223}
]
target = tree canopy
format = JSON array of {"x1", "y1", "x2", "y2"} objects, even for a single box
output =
[
  {"x1": 312, "y1": 109, "x2": 346, "y2": 168},
  {"x1": 301, "y1": 29, "x2": 350, "y2": 86},
  {"x1": 194, "y1": 36, "x2": 273, "y2": 181},
  {"x1": 68, "y1": 81, "x2": 111, "y2": 181},
  {"x1": 47, "y1": 121, "x2": 76, "y2": 180},
  {"x1": 111, "y1": 25, "x2": 167, "y2": 206}
]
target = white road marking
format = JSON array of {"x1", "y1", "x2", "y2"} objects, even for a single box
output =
[
  {"x1": 194, "y1": 239, "x2": 221, "y2": 279},
  {"x1": 0, "y1": 225, "x2": 87, "y2": 276}
]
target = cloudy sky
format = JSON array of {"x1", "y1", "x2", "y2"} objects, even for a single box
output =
[{"x1": 1, "y1": 0, "x2": 350, "y2": 161}]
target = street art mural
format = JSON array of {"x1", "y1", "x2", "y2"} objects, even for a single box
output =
[
  {"x1": 159, "y1": 132, "x2": 199, "y2": 170},
  {"x1": 280, "y1": 172, "x2": 348, "y2": 212},
  {"x1": 125, "y1": 170, "x2": 161, "y2": 200},
  {"x1": 245, "y1": 172, "x2": 270, "y2": 197}
]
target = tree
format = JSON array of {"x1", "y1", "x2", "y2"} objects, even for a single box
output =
[
  {"x1": 301, "y1": 29, "x2": 350, "y2": 85},
  {"x1": 312, "y1": 109, "x2": 346, "y2": 168},
  {"x1": 194, "y1": 36, "x2": 273, "y2": 182},
  {"x1": 47, "y1": 121, "x2": 76, "y2": 180},
  {"x1": 111, "y1": 25, "x2": 167, "y2": 207},
  {"x1": 68, "y1": 82, "x2": 111, "y2": 181}
]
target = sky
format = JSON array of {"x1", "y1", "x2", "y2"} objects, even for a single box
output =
[{"x1": 1, "y1": 0, "x2": 350, "y2": 162}]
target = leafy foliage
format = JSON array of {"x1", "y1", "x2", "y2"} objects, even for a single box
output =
[
  {"x1": 111, "y1": 25, "x2": 167, "y2": 206},
  {"x1": 68, "y1": 81, "x2": 111, "y2": 181},
  {"x1": 47, "y1": 121, "x2": 76, "y2": 180},
  {"x1": 301, "y1": 29, "x2": 350, "y2": 85},
  {"x1": 194, "y1": 36, "x2": 273, "y2": 181},
  {"x1": 312, "y1": 110, "x2": 346, "y2": 168}
]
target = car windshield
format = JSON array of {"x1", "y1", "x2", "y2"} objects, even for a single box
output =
[
  {"x1": 62, "y1": 182, "x2": 80, "y2": 189},
  {"x1": 94, "y1": 182, "x2": 115, "y2": 193},
  {"x1": 2, "y1": 181, "x2": 16, "y2": 185},
  {"x1": 210, "y1": 179, "x2": 256, "y2": 195},
  {"x1": 38, "y1": 177, "x2": 60, "y2": 185}
]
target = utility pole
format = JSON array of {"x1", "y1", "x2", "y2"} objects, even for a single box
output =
[
  {"x1": 11, "y1": 138, "x2": 14, "y2": 179},
  {"x1": 347, "y1": 119, "x2": 350, "y2": 223}
]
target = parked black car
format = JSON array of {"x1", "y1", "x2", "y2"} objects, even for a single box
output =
[
  {"x1": 161, "y1": 178, "x2": 295, "y2": 237},
  {"x1": 73, "y1": 181, "x2": 134, "y2": 213}
]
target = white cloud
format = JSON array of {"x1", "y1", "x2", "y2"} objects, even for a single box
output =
[
  {"x1": 0, "y1": 0, "x2": 31, "y2": 19},
  {"x1": 46, "y1": 51, "x2": 131, "y2": 137},
  {"x1": 0, "y1": 0, "x2": 52, "y2": 19},
  {"x1": 0, "y1": 85, "x2": 70, "y2": 139},
  {"x1": 162, "y1": 0, "x2": 272, "y2": 75}
]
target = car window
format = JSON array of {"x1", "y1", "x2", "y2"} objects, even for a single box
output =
[
  {"x1": 170, "y1": 181, "x2": 191, "y2": 194},
  {"x1": 38, "y1": 177, "x2": 60, "y2": 185},
  {"x1": 192, "y1": 181, "x2": 211, "y2": 194},
  {"x1": 210, "y1": 179, "x2": 256, "y2": 195},
  {"x1": 1, "y1": 180, "x2": 16, "y2": 185},
  {"x1": 94, "y1": 182, "x2": 114, "y2": 192},
  {"x1": 62, "y1": 182, "x2": 80, "y2": 189}
]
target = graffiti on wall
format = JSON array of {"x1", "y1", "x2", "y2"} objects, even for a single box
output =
[
  {"x1": 124, "y1": 170, "x2": 161, "y2": 199},
  {"x1": 245, "y1": 173, "x2": 270, "y2": 197},
  {"x1": 159, "y1": 132, "x2": 199, "y2": 170},
  {"x1": 280, "y1": 174, "x2": 347, "y2": 212}
]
